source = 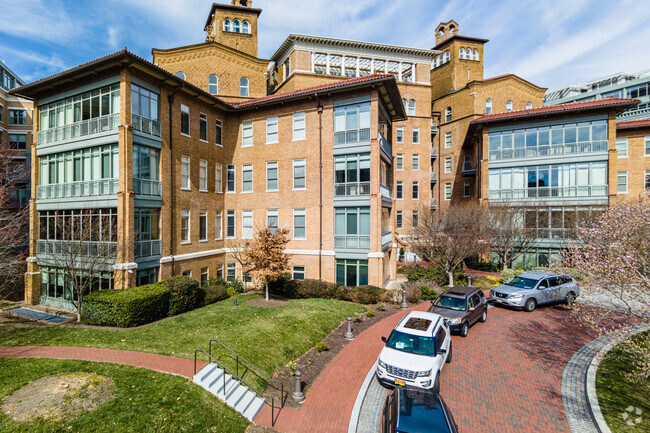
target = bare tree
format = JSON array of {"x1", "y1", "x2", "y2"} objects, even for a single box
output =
[
  {"x1": 0, "y1": 133, "x2": 30, "y2": 302},
  {"x1": 39, "y1": 210, "x2": 118, "y2": 321},
  {"x1": 411, "y1": 203, "x2": 489, "y2": 286},
  {"x1": 242, "y1": 227, "x2": 290, "y2": 301},
  {"x1": 487, "y1": 203, "x2": 538, "y2": 270}
]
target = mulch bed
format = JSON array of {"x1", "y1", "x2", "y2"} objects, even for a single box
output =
[{"x1": 264, "y1": 302, "x2": 408, "y2": 410}]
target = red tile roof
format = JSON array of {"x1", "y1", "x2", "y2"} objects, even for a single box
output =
[
  {"x1": 616, "y1": 119, "x2": 650, "y2": 129},
  {"x1": 234, "y1": 74, "x2": 396, "y2": 108},
  {"x1": 470, "y1": 97, "x2": 640, "y2": 125}
]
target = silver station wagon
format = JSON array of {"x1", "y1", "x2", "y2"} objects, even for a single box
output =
[{"x1": 489, "y1": 271, "x2": 580, "y2": 312}]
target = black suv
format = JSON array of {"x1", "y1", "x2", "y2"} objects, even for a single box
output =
[
  {"x1": 428, "y1": 286, "x2": 488, "y2": 337},
  {"x1": 381, "y1": 386, "x2": 459, "y2": 433}
]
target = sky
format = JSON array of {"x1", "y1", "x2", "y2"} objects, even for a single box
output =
[{"x1": 1, "y1": 0, "x2": 650, "y2": 92}]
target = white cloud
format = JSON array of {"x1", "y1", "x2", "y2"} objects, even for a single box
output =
[
  {"x1": 0, "y1": 0, "x2": 82, "y2": 43},
  {"x1": 107, "y1": 27, "x2": 120, "y2": 50}
]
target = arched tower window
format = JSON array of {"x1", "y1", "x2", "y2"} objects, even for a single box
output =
[
  {"x1": 240, "y1": 77, "x2": 249, "y2": 97},
  {"x1": 223, "y1": 19, "x2": 232, "y2": 32},
  {"x1": 408, "y1": 99, "x2": 416, "y2": 116},
  {"x1": 242, "y1": 20, "x2": 250, "y2": 33},
  {"x1": 445, "y1": 107, "x2": 452, "y2": 122},
  {"x1": 209, "y1": 74, "x2": 218, "y2": 95},
  {"x1": 526, "y1": 102, "x2": 533, "y2": 109},
  {"x1": 176, "y1": 71, "x2": 186, "y2": 80},
  {"x1": 506, "y1": 100, "x2": 513, "y2": 112},
  {"x1": 459, "y1": 48, "x2": 465, "y2": 59},
  {"x1": 233, "y1": 19, "x2": 241, "y2": 33},
  {"x1": 486, "y1": 98, "x2": 492, "y2": 114},
  {"x1": 437, "y1": 55, "x2": 442, "y2": 67},
  {"x1": 472, "y1": 49, "x2": 479, "y2": 61},
  {"x1": 444, "y1": 50, "x2": 450, "y2": 63}
]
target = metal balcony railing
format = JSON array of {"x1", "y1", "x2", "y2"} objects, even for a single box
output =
[
  {"x1": 488, "y1": 140, "x2": 608, "y2": 161},
  {"x1": 37, "y1": 113, "x2": 120, "y2": 146},
  {"x1": 131, "y1": 113, "x2": 161, "y2": 137},
  {"x1": 430, "y1": 198, "x2": 438, "y2": 209},
  {"x1": 334, "y1": 128, "x2": 371, "y2": 145},
  {"x1": 379, "y1": 131, "x2": 392, "y2": 156},
  {"x1": 488, "y1": 185, "x2": 608, "y2": 200},
  {"x1": 380, "y1": 184, "x2": 391, "y2": 200},
  {"x1": 37, "y1": 179, "x2": 119, "y2": 199},
  {"x1": 430, "y1": 171, "x2": 438, "y2": 183},
  {"x1": 430, "y1": 147, "x2": 438, "y2": 158},
  {"x1": 381, "y1": 231, "x2": 392, "y2": 247},
  {"x1": 462, "y1": 161, "x2": 476, "y2": 173},
  {"x1": 133, "y1": 178, "x2": 162, "y2": 196},
  {"x1": 334, "y1": 235, "x2": 370, "y2": 250},
  {"x1": 334, "y1": 181, "x2": 370, "y2": 197},
  {"x1": 135, "y1": 239, "x2": 161, "y2": 258},
  {"x1": 37, "y1": 239, "x2": 117, "y2": 257}
]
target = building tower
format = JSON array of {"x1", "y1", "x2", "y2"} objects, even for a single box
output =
[{"x1": 204, "y1": 0, "x2": 262, "y2": 57}]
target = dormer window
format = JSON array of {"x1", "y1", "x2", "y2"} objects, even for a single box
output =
[
  {"x1": 526, "y1": 102, "x2": 533, "y2": 110},
  {"x1": 223, "y1": 19, "x2": 232, "y2": 32},
  {"x1": 233, "y1": 19, "x2": 241, "y2": 33},
  {"x1": 506, "y1": 100, "x2": 513, "y2": 112}
]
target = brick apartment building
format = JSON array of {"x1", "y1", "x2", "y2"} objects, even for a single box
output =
[{"x1": 11, "y1": 1, "x2": 649, "y2": 309}]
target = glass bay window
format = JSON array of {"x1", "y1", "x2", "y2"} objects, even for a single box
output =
[{"x1": 334, "y1": 154, "x2": 370, "y2": 196}]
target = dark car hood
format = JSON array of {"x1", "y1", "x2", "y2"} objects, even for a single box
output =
[{"x1": 428, "y1": 306, "x2": 465, "y2": 320}]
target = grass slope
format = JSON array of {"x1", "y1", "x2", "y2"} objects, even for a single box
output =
[{"x1": 0, "y1": 358, "x2": 249, "y2": 433}]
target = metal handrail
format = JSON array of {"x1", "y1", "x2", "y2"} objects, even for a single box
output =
[
  {"x1": 195, "y1": 349, "x2": 279, "y2": 427},
  {"x1": 209, "y1": 339, "x2": 285, "y2": 405}
]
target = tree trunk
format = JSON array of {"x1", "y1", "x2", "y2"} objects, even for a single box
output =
[
  {"x1": 447, "y1": 270, "x2": 454, "y2": 287},
  {"x1": 265, "y1": 281, "x2": 269, "y2": 301}
]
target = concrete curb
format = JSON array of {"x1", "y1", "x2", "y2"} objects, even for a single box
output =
[
  {"x1": 585, "y1": 325, "x2": 649, "y2": 433},
  {"x1": 347, "y1": 363, "x2": 377, "y2": 433}
]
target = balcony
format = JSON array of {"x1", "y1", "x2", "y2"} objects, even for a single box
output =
[
  {"x1": 462, "y1": 161, "x2": 477, "y2": 176},
  {"x1": 430, "y1": 147, "x2": 438, "y2": 159},
  {"x1": 430, "y1": 198, "x2": 438, "y2": 209},
  {"x1": 132, "y1": 113, "x2": 161, "y2": 137},
  {"x1": 334, "y1": 235, "x2": 370, "y2": 250},
  {"x1": 381, "y1": 231, "x2": 392, "y2": 248},
  {"x1": 380, "y1": 184, "x2": 391, "y2": 200},
  {"x1": 133, "y1": 178, "x2": 162, "y2": 196},
  {"x1": 488, "y1": 185, "x2": 608, "y2": 200},
  {"x1": 431, "y1": 121, "x2": 438, "y2": 136},
  {"x1": 488, "y1": 140, "x2": 608, "y2": 161},
  {"x1": 334, "y1": 128, "x2": 371, "y2": 145},
  {"x1": 135, "y1": 239, "x2": 161, "y2": 258},
  {"x1": 37, "y1": 113, "x2": 120, "y2": 146},
  {"x1": 430, "y1": 171, "x2": 438, "y2": 184},
  {"x1": 379, "y1": 131, "x2": 392, "y2": 157},
  {"x1": 37, "y1": 179, "x2": 119, "y2": 200},
  {"x1": 37, "y1": 239, "x2": 117, "y2": 257},
  {"x1": 533, "y1": 228, "x2": 577, "y2": 240},
  {"x1": 334, "y1": 181, "x2": 370, "y2": 197}
]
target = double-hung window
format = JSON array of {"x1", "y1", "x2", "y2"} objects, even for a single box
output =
[
  {"x1": 226, "y1": 210, "x2": 235, "y2": 237},
  {"x1": 412, "y1": 181, "x2": 419, "y2": 199},
  {"x1": 227, "y1": 263, "x2": 236, "y2": 281},
  {"x1": 215, "y1": 120, "x2": 223, "y2": 146},
  {"x1": 180, "y1": 104, "x2": 190, "y2": 136},
  {"x1": 412, "y1": 211, "x2": 419, "y2": 228},
  {"x1": 396, "y1": 181, "x2": 403, "y2": 199},
  {"x1": 616, "y1": 138, "x2": 628, "y2": 157},
  {"x1": 199, "y1": 210, "x2": 208, "y2": 241},
  {"x1": 445, "y1": 183, "x2": 452, "y2": 200},
  {"x1": 645, "y1": 137, "x2": 650, "y2": 156},
  {"x1": 396, "y1": 154, "x2": 403, "y2": 170},
  {"x1": 266, "y1": 116, "x2": 278, "y2": 144},
  {"x1": 240, "y1": 77, "x2": 249, "y2": 97},
  {"x1": 413, "y1": 127, "x2": 420, "y2": 144},
  {"x1": 293, "y1": 159, "x2": 306, "y2": 189},
  {"x1": 199, "y1": 159, "x2": 208, "y2": 191},
  {"x1": 617, "y1": 171, "x2": 628, "y2": 193},
  {"x1": 293, "y1": 112, "x2": 305, "y2": 140},
  {"x1": 396, "y1": 126, "x2": 404, "y2": 143},
  {"x1": 445, "y1": 132, "x2": 452, "y2": 148},
  {"x1": 267, "y1": 209, "x2": 278, "y2": 233},
  {"x1": 215, "y1": 210, "x2": 222, "y2": 239},
  {"x1": 199, "y1": 113, "x2": 208, "y2": 141},
  {"x1": 293, "y1": 209, "x2": 306, "y2": 239},
  {"x1": 181, "y1": 155, "x2": 190, "y2": 190},
  {"x1": 9, "y1": 134, "x2": 27, "y2": 150},
  {"x1": 242, "y1": 210, "x2": 253, "y2": 239},
  {"x1": 412, "y1": 154, "x2": 419, "y2": 171},
  {"x1": 464, "y1": 182, "x2": 471, "y2": 197},
  {"x1": 215, "y1": 163, "x2": 223, "y2": 193},
  {"x1": 242, "y1": 120, "x2": 253, "y2": 147},
  {"x1": 242, "y1": 164, "x2": 253, "y2": 192},
  {"x1": 293, "y1": 266, "x2": 305, "y2": 280},
  {"x1": 396, "y1": 211, "x2": 403, "y2": 229},
  {"x1": 645, "y1": 170, "x2": 650, "y2": 191},
  {"x1": 444, "y1": 157, "x2": 452, "y2": 173},
  {"x1": 266, "y1": 161, "x2": 278, "y2": 191},
  {"x1": 226, "y1": 165, "x2": 235, "y2": 192},
  {"x1": 181, "y1": 209, "x2": 190, "y2": 242},
  {"x1": 9, "y1": 109, "x2": 26, "y2": 125}
]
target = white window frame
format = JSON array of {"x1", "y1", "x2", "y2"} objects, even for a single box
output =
[
  {"x1": 506, "y1": 100, "x2": 513, "y2": 112},
  {"x1": 412, "y1": 127, "x2": 420, "y2": 144},
  {"x1": 444, "y1": 132, "x2": 452, "y2": 149},
  {"x1": 617, "y1": 171, "x2": 628, "y2": 194},
  {"x1": 215, "y1": 119, "x2": 223, "y2": 146},
  {"x1": 412, "y1": 154, "x2": 419, "y2": 171},
  {"x1": 209, "y1": 74, "x2": 218, "y2": 95},
  {"x1": 445, "y1": 182, "x2": 452, "y2": 200},
  {"x1": 242, "y1": 120, "x2": 253, "y2": 147},
  {"x1": 396, "y1": 210, "x2": 403, "y2": 229},
  {"x1": 412, "y1": 210, "x2": 419, "y2": 229},
  {"x1": 200, "y1": 267, "x2": 209, "y2": 285},
  {"x1": 267, "y1": 209, "x2": 279, "y2": 233},
  {"x1": 226, "y1": 164, "x2": 236, "y2": 193},
  {"x1": 396, "y1": 181, "x2": 403, "y2": 200},
  {"x1": 407, "y1": 99, "x2": 415, "y2": 116},
  {"x1": 181, "y1": 155, "x2": 191, "y2": 190},
  {"x1": 526, "y1": 102, "x2": 533, "y2": 110},
  {"x1": 293, "y1": 208, "x2": 306, "y2": 240},
  {"x1": 293, "y1": 158, "x2": 306, "y2": 190},
  {"x1": 396, "y1": 154, "x2": 403, "y2": 170},
  {"x1": 444, "y1": 157, "x2": 452, "y2": 173},
  {"x1": 199, "y1": 159, "x2": 208, "y2": 192},
  {"x1": 266, "y1": 161, "x2": 278, "y2": 192},
  {"x1": 396, "y1": 126, "x2": 404, "y2": 144},
  {"x1": 199, "y1": 113, "x2": 208, "y2": 142},
  {"x1": 180, "y1": 104, "x2": 190, "y2": 137},
  {"x1": 616, "y1": 138, "x2": 628, "y2": 158},
  {"x1": 412, "y1": 181, "x2": 419, "y2": 200},
  {"x1": 240, "y1": 77, "x2": 249, "y2": 97},
  {"x1": 242, "y1": 210, "x2": 253, "y2": 239},
  {"x1": 215, "y1": 210, "x2": 223, "y2": 240},
  {"x1": 215, "y1": 163, "x2": 223, "y2": 193},
  {"x1": 266, "y1": 116, "x2": 278, "y2": 144},
  {"x1": 645, "y1": 136, "x2": 650, "y2": 156},
  {"x1": 242, "y1": 163, "x2": 253, "y2": 193},
  {"x1": 181, "y1": 209, "x2": 190, "y2": 243},
  {"x1": 485, "y1": 99, "x2": 492, "y2": 115},
  {"x1": 226, "y1": 210, "x2": 235, "y2": 238},
  {"x1": 645, "y1": 169, "x2": 650, "y2": 191},
  {"x1": 199, "y1": 210, "x2": 208, "y2": 242},
  {"x1": 293, "y1": 112, "x2": 306, "y2": 141},
  {"x1": 292, "y1": 266, "x2": 305, "y2": 280}
]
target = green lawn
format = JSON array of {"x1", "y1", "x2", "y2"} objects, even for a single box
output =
[
  {"x1": 596, "y1": 332, "x2": 650, "y2": 432},
  {"x1": 0, "y1": 358, "x2": 249, "y2": 433},
  {"x1": 0, "y1": 295, "x2": 365, "y2": 386}
]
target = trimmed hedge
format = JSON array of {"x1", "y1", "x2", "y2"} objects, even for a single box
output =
[
  {"x1": 268, "y1": 275, "x2": 385, "y2": 304},
  {"x1": 197, "y1": 278, "x2": 229, "y2": 307},
  {"x1": 161, "y1": 276, "x2": 199, "y2": 316},
  {"x1": 405, "y1": 265, "x2": 468, "y2": 286},
  {"x1": 81, "y1": 284, "x2": 171, "y2": 328}
]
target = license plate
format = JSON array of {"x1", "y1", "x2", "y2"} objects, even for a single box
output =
[{"x1": 395, "y1": 380, "x2": 405, "y2": 386}]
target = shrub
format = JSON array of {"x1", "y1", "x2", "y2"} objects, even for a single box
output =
[
  {"x1": 466, "y1": 259, "x2": 500, "y2": 272},
  {"x1": 501, "y1": 268, "x2": 525, "y2": 282},
  {"x1": 377, "y1": 302, "x2": 386, "y2": 312},
  {"x1": 267, "y1": 273, "x2": 298, "y2": 298},
  {"x1": 285, "y1": 360, "x2": 297, "y2": 375},
  {"x1": 348, "y1": 285, "x2": 384, "y2": 304},
  {"x1": 316, "y1": 342, "x2": 329, "y2": 352},
  {"x1": 419, "y1": 282, "x2": 439, "y2": 300},
  {"x1": 405, "y1": 265, "x2": 468, "y2": 286},
  {"x1": 366, "y1": 310, "x2": 375, "y2": 318},
  {"x1": 160, "y1": 276, "x2": 199, "y2": 316},
  {"x1": 485, "y1": 275, "x2": 503, "y2": 288},
  {"x1": 352, "y1": 313, "x2": 362, "y2": 323},
  {"x1": 401, "y1": 281, "x2": 423, "y2": 304},
  {"x1": 81, "y1": 284, "x2": 170, "y2": 328},
  {"x1": 197, "y1": 278, "x2": 228, "y2": 307},
  {"x1": 229, "y1": 279, "x2": 245, "y2": 294},
  {"x1": 226, "y1": 286, "x2": 237, "y2": 298},
  {"x1": 296, "y1": 279, "x2": 340, "y2": 299}
]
